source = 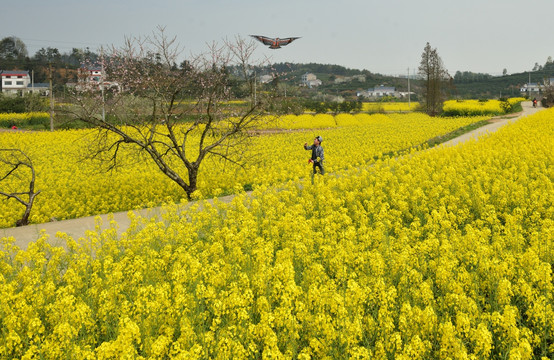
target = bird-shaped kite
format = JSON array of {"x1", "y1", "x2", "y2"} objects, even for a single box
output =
[{"x1": 250, "y1": 35, "x2": 300, "y2": 49}]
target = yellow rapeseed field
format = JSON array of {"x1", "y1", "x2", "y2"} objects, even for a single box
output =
[
  {"x1": 443, "y1": 98, "x2": 525, "y2": 116},
  {"x1": 0, "y1": 112, "x2": 50, "y2": 128},
  {"x1": 0, "y1": 113, "x2": 486, "y2": 228},
  {"x1": 0, "y1": 108, "x2": 552, "y2": 358},
  {"x1": 361, "y1": 102, "x2": 418, "y2": 112}
]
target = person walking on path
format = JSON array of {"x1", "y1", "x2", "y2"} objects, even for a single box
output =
[{"x1": 304, "y1": 136, "x2": 324, "y2": 183}]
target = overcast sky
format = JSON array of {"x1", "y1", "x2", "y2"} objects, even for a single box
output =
[{"x1": 3, "y1": 0, "x2": 553, "y2": 76}]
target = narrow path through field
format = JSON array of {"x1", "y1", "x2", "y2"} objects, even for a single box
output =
[
  {"x1": 442, "y1": 101, "x2": 541, "y2": 146},
  {"x1": 1, "y1": 101, "x2": 543, "y2": 249}
]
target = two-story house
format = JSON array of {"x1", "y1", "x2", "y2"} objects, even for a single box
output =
[
  {"x1": 74, "y1": 65, "x2": 119, "y2": 92},
  {"x1": 1, "y1": 70, "x2": 31, "y2": 95},
  {"x1": 77, "y1": 66, "x2": 102, "y2": 87},
  {"x1": 301, "y1": 73, "x2": 322, "y2": 88}
]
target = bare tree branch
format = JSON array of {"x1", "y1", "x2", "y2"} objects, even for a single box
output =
[
  {"x1": 0, "y1": 149, "x2": 41, "y2": 226},
  {"x1": 64, "y1": 30, "x2": 275, "y2": 199}
]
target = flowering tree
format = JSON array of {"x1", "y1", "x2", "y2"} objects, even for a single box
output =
[
  {"x1": 0, "y1": 149, "x2": 41, "y2": 226},
  {"x1": 65, "y1": 27, "x2": 275, "y2": 199}
]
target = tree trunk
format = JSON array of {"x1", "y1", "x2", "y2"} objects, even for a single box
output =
[
  {"x1": 187, "y1": 166, "x2": 199, "y2": 200},
  {"x1": 16, "y1": 206, "x2": 31, "y2": 227},
  {"x1": 15, "y1": 187, "x2": 39, "y2": 227}
]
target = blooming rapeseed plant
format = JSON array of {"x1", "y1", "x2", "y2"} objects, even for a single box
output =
[
  {"x1": 0, "y1": 112, "x2": 50, "y2": 128},
  {"x1": 443, "y1": 98, "x2": 525, "y2": 116},
  {"x1": 361, "y1": 102, "x2": 419, "y2": 113},
  {"x1": 0, "y1": 113, "x2": 486, "y2": 227},
  {"x1": 0, "y1": 108, "x2": 553, "y2": 357}
]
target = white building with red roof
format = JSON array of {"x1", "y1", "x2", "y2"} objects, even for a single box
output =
[{"x1": 1, "y1": 70, "x2": 31, "y2": 95}]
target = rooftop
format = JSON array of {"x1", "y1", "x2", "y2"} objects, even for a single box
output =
[{"x1": 0, "y1": 70, "x2": 30, "y2": 76}]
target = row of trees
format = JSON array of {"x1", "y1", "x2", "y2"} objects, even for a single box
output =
[
  {"x1": 0, "y1": 35, "x2": 100, "y2": 84},
  {"x1": 453, "y1": 71, "x2": 493, "y2": 84},
  {"x1": 0, "y1": 36, "x2": 100, "y2": 66}
]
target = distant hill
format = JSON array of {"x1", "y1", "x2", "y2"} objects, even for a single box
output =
[
  {"x1": 3, "y1": 35, "x2": 552, "y2": 100},
  {"x1": 450, "y1": 63, "x2": 554, "y2": 99},
  {"x1": 254, "y1": 62, "x2": 554, "y2": 99},
  {"x1": 255, "y1": 62, "x2": 417, "y2": 99},
  {"x1": 4, "y1": 51, "x2": 553, "y2": 100}
]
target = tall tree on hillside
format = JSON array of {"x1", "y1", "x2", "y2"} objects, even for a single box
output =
[
  {"x1": 64, "y1": 27, "x2": 277, "y2": 200},
  {"x1": 418, "y1": 42, "x2": 449, "y2": 116},
  {"x1": 0, "y1": 36, "x2": 29, "y2": 70},
  {"x1": 33, "y1": 47, "x2": 62, "y2": 65}
]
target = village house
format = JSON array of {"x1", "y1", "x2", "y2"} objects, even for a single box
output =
[
  {"x1": 520, "y1": 82, "x2": 540, "y2": 93},
  {"x1": 27, "y1": 83, "x2": 50, "y2": 96},
  {"x1": 301, "y1": 73, "x2": 322, "y2": 88},
  {"x1": 1, "y1": 70, "x2": 31, "y2": 95},
  {"x1": 0, "y1": 70, "x2": 50, "y2": 96},
  {"x1": 357, "y1": 84, "x2": 397, "y2": 98},
  {"x1": 259, "y1": 74, "x2": 273, "y2": 84},
  {"x1": 88, "y1": 67, "x2": 102, "y2": 83},
  {"x1": 520, "y1": 78, "x2": 554, "y2": 94},
  {"x1": 70, "y1": 65, "x2": 119, "y2": 92}
]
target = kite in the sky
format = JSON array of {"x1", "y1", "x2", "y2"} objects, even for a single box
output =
[{"x1": 250, "y1": 35, "x2": 301, "y2": 49}]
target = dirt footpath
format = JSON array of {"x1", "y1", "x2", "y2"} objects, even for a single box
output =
[
  {"x1": 442, "y1": 101, "x2": 541, "y2": 146},
  {"x1": 1, "y1": 193, "x2": 238, "y2": 250},
  {"x1": 1, "y1": 102, "x2": 544, "y2": 249}
]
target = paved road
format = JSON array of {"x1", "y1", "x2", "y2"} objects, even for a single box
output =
[{"x1": 1, "y1": 101, "x2": 544, "y2": 249}]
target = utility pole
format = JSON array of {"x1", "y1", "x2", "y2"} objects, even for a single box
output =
[
  {"x1": 407, "y1": 67, "x2": 411, "y2": 108},
  {"x1": 100, "y1": 47, "x2": 105, "y2": 122},
  {"x1": 49, "y1": 63, "x2": 54, "y2": 132},
  {"x1": 254, "y1": 70, "x2": 257, "y2": 105}
]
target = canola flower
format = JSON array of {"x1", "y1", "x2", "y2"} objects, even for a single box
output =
[
  {"x1": 507, "y1": 97, "x2": 526, "y2": 105},
  {"x1": 0, "y1": 113, "x2": 487, "y2": 228},
  {"x1": 443, "y1": 98, "x2": 525, "y2": 116},
  {"x1": 0, "y1": 108, "x2": 552, "y2": 358},
  {"x1": 0, "y1": 112, "x2": 50, "y2": 128},
  {"x1": 361, "y1": 102, "x2": 419, "y2": 113}
]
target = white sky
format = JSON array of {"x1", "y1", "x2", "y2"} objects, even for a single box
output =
[{"x1": 3, "y1": 0, "x2": 553, "y2": 76}]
